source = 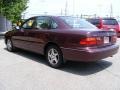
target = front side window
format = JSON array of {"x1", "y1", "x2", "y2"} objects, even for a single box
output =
[{"x1": 22, "y1": 19, "x2": 35, "y2": 29}]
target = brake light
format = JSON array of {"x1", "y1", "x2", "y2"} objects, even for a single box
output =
[
  {"x1": 80, "y1": 37, "x2": 97, "y2": 46},
  {"x1": 80, "y1": 37, "x2": 102, "y2": 46}
]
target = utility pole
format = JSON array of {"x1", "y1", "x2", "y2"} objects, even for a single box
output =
[
  {"x1": 44, "y1": 12, "x2": 48, "y2": 15},
  {"x1": 73, "y1": 0, "x2": 75, "y2": 16},
  {"x1": 110, "y1": 4, "x2": 113, "y2": 17},
  {"x1": 61, "y1": 9, "x2": 63, "y2": 15},
  {"x1": 65, "y1": 0, "x2": 68, "y2": 16}
]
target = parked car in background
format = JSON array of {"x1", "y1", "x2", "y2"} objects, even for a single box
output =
[
  {"x1": 116, "y1": 18, "x2": 120, "y2": 36},
  {"x1": 4, "y1": 16, "x2": 119, "y2": 68},
  {"x1": 87, "y1": 18, "x2": 120, "y2": 37}
]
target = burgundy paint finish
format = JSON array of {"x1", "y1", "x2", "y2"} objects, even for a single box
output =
[
  {"x1": 5, "y1": 16, "x2": 119, "y2": 62},
  {"x1": 61, "y1": 44, "x2": 119, "y2": 61}
]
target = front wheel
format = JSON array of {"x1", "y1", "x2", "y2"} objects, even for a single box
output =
[
  {"x1": 46, "y1": 45, "x2": 64, "y2": 68},
  {"x1": 6, "y1": 39, "x2": 16, "y2": 52}
]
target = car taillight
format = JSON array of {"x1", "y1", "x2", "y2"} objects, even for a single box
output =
[{"x1": 80, "y1": 37, "x2": 102, "y2": 46}]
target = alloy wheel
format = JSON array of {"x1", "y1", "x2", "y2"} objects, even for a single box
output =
[
  {"x1": 46, "y1": 45, "x2": 63, "y2": 68},
  {"x1": 48, "y1": 48, "x2": 59, "y2": 66},
  {"x1": 7, "y1": 39, "x2": 12, "y2": 51}
]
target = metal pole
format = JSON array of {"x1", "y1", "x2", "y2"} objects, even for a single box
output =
[
  {"x1": 73, "y1": 0, "x2": 75, "y2": 16},
  {"x1": 65, "y1": 0, "x2": 68, "y2": 16},
  {"x1": 110, "y1": 4, "x2": 113, "y2": 17}
]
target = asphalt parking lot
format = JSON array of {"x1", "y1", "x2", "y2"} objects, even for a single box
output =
[{"x1": 0, "y1": 38, "x2": 120, "y2": 90}]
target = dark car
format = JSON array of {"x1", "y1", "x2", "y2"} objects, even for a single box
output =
[
  {"x1": 4, "y1": 16, "x2": 119, "y2": 68},
  {"x1": 87, "y1": 18, "x2": 120, "y2": 37}
]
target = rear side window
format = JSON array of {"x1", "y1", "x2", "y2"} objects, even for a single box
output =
[
  {"x1": 36, "y1": 17, "x2": 50, "y2": 29},
  {"x1": 102, "y1": 19, "x2": 118, "y2": 25},
  {"x1": 36, "y1": 17, "x2": 58, "y2": 29},
  {"x1": 87, "y1": 19, "x2": 100, "y2": 25}
]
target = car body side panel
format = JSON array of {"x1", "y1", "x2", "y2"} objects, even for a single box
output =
[{"x1": 11, "y1": 29, "x2": 33, "y2": 50}]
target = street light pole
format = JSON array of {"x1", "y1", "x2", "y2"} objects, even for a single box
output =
[
  {"x1": 73, "y1": 0, "x2": 75, "y2": 16},
  {"x1": 110, "y1": 4, "x2": 113, "y2": 17},
  {"x1": 65, "y1": 0, "x2": 68, "y2": 16}
]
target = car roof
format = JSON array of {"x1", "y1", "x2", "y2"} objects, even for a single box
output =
[
  {"x1": 87, "y1": 17, "x2": 116, "y2": 20},
  {"x1": 27, "y1": 15, "x2": 83, "y2": 19}
]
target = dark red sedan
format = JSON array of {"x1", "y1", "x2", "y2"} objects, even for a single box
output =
[{"x1": 4, "y1": 16, "x2": 119, "y2": 68}]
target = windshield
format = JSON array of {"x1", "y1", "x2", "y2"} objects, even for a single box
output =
[{"x1": 60, "y1": 16, "x2": 97, "y2": 29}]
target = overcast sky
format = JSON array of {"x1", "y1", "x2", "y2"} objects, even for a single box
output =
[{"x1": 24, "y1": 0, "x2": 120, "y2": 18}]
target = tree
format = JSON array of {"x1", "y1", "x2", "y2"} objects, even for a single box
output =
[{"x1": 0, "y1": 0, "x2": 28, "y2": 22}]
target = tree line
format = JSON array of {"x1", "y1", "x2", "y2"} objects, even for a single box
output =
[{"x1": 0, "y1": 0, "x2": 28, "y2": 22}]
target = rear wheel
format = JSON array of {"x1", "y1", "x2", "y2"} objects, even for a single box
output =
[
  {"x1": 46, "y1": 45, "x2": 63, "y2": 68},
  {"x1": 6, "y1": 39, "x2": 16, "y2": 52}
]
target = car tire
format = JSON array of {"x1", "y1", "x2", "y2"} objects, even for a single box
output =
[
  {"x1": 46, "y1": 45, "x2": 64, "y2": 68},
  {"x1": 6, "y1": 39, "x2": 16, "y2": 52}
]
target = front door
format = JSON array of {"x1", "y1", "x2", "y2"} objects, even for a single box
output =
[{"x1": 12, "y1": 18, "x2": 35, "y2": 50}]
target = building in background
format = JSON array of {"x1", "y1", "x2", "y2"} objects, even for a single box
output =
[{"x1": 0, "y1": 15, "x2": 12, "y2": 36}]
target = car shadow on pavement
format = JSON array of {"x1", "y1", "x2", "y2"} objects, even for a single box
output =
[
  {"x1": 4, "y1": 48, "x2": 47, "y2": 65},
  {"x1": 4, "y1": 48, "x2": 112, "y2": 76},
  {"x1": 60, "y1": 60, "x2": 112, "y2": 76}
]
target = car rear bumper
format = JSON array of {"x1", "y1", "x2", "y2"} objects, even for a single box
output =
[{"x1": 61, "y1": 45, "x2": 119, "y2": 62}]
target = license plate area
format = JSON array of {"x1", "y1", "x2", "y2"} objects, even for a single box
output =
[{"x1": 104, "y1": 37, "x2": 110, "y2": 44}]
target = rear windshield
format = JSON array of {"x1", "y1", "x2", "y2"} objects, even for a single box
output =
[
  {"x1": 102, "y1": 19, "x2": 118, "y2": 25},
  {"x1": 60, "y1": 16, "x2": 97, "y2": 29},
  {"x1": 117, "y1": 18, "x2": 120, "y2": 23}
]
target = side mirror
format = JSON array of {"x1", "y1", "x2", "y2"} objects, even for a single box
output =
[{"x1": 15, "y1": 26, "x2": 20, "y2": 30}]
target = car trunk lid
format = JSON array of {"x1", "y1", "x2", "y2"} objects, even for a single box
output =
[{"x1": 80, "y1": 30, "x2": 117, "y2": 47}]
